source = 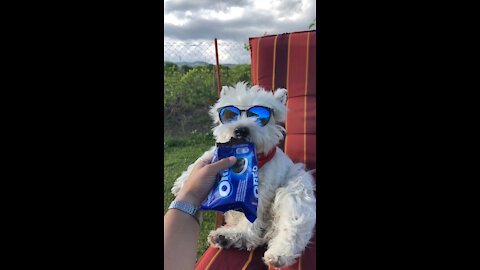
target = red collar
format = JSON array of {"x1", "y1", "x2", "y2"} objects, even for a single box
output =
[{"x1": 257, "y1": 147, "x2": 276, "y2": 169}]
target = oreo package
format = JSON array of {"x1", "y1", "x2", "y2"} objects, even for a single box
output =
[{"x1": 199, "y1": 139, "x2": 259, "y2": 223}]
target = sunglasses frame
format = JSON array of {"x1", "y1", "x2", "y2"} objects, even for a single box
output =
[{"x1": 217, "y1": 105, "x2": 274, "y2": 126}]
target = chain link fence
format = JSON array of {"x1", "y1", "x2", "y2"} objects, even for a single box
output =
[
  {"x1": 164, "y1": 40, "x2": 252, "y2": 135},
  {"x1": 164, "y1": 40, "x2": 251, "y2": 66}
]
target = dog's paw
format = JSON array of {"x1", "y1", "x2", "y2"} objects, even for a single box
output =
[
  {"x1": 263, "y1": 250, "x2": 297, "y2": 268},
  {"x1": 244, "y1": 240, "x2": 258, "y2": 251},
  {"x1": 207, "y1": 230, "x2": 246, "y2": 250}
]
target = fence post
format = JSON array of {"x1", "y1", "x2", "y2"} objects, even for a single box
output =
[
  {"x1": 214, "y1": 38, "x2": 226, "y2": 229},
  {"x1": 214, "y1": 38, "x2": 222, "y2": 97}
]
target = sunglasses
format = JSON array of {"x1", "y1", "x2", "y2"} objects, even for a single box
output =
[{"x1": 217, "y1": 106, "x2": 273, "y2": 126}]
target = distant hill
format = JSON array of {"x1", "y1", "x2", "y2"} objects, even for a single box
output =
[
  {"x1": 164, "y1": 61, "x2": 210, "y2": 67},
  {"x1": 164, "y1": 61, "x2": 242, "y2": 67}
]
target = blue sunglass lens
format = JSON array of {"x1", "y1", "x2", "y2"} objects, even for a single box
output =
[
  {"x1": 219, "y1": 107, "x2": 240, "y2": 123},
  {"x1": 247, "y1": 107, "x2": 271, "y2": 126}
]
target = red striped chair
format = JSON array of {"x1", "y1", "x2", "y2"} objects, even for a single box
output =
[{"x1": 196, "y1": 30, "x2": 316, "y2": 270}]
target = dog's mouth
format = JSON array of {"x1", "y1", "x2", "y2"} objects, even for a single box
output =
[
  {"x1": 216, "y1": 136, "x2": 250, "y2": 145},
  {"x1": 233, "y1": 135, "x2": 252, "y2": 142}
]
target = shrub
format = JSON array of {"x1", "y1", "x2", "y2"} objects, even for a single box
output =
[{"x1": 164, "y1": 63, "x2": 251, "y2": 135}]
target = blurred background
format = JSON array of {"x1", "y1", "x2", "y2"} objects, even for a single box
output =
[{"x1": 164, "y1": 41, "x2": 251, "y2": 137}]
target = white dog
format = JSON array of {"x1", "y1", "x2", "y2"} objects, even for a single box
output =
[{"x1": 171, "y1": 82, "x2": 316, "y2": 268}]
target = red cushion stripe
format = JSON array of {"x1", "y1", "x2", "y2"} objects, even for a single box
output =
[
  {"x1": 200, "y1": 247, "x2": 252, "y2": 270},
  {"x1": 301, "y1": 232, "x2": 317, "y2": 270},
  {"x1": 283, "y1": 134, "x2": 303, "y2": 164},
  {"x1": 271, "y1": 35, "x2": 278, "y2": 91},
  {"x1": 284, "y1": 33, "x2": 293, "y2": 154},
  {"x1": 270, "y1": 257, "x2": 300, "y2": 270},
  {"x1": 283, "y1": 134, "x2": 316, "y2": 171},
  {"x1": 285, "y1": 98, "x2": 316, "y2": 134},
  {"x1": 285, "y1": 32, "x2": 308, "y2": 157},
  {"x1": 248, "y1": 38, "x2": 259, "y2": 85},
  {"x1": 285, "y1": 33, "x2": 292, "y2": 96},
  {"x1": 196, "y1": 245, "x2": 272, "y2": 270},
  {"x1": 303, "y1": 32, "x2": 311, "y2": 165},
  {"x1": 241, "y1": 250, "x2": 254, "y2": 270},
  {"x1": 305, "y1": 134, "x2": 316, "y2": 171},
  {"x1": 256, "y1": 38, "x2": 261, "y2": 85},
  {"x1": 257, "y1": 35, "x2": 276, "y2": 91},
  {"x1": 285, "y1": 32, "x2": 309, "y2": 98},
  {"x1": 273, "y1": 33, "x2": 290, "y2": 90},
  {"x1": 245, "y1": 246, "x2": 269, "y2": 270},
  {"x1": 195, "y1": 246, "x2": 222, "y2": 270},
  {"x1": 307, "y1": 31, "x2": 316, "y2": 97}
]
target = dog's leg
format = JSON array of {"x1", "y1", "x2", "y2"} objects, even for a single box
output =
[
  {"x1": 208, "y1": 212, "x2": 266, "y2": 250},
  {"x1": 263, "y1": 171, "x2": 316, "y2": 268},
  {"x1": 208, "y1": 178, "x2": 279, "y2": 251},
  {"x1": 171, "y1": 147, "x2": 215, "y2": 196}
]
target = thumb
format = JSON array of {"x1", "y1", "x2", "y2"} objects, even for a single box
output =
[{"x1": 207, "y1": 156, "x2": 237, "y2": 173}]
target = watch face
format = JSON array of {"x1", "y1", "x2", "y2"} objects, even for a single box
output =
[{"x1": 231, "y1": 157, "x2": 248, "y2": 175}]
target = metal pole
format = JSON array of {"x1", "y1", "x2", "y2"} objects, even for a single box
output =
[
  {"x1": 214, "y1": 38, "x2": 222, "y2": 97},
  {"x1": 214, "y1": 38, "x2": 226, "y2": 228}
]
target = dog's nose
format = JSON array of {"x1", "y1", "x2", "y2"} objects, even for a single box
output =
[{"x1": 234, "y1": 126, "x2": 249, "y2": 138}]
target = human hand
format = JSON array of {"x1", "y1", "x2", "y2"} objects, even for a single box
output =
[{"x1": 176, "y1": 155, "x2": 237, "y2": 207}]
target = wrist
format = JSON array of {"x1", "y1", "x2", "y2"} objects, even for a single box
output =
[
  {"x1": 168, "y1": 200, "x2": 202, "y2": 226},
  {"x1": 176, "y1": 192, "x2": 203, "y2": 208}
]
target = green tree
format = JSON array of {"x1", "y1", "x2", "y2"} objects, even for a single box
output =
[
  {"x1": 179, "y1": 66, "x2": 216, "y2": 109},
  {"x1": 164, "y1": 64, "x2": 182, "y2": 113},
  {"x1": 180, "y1": 65, "x2": 192, "y2": 75},
  {"x1": 222, "y1": 64, "x2": 251, "y2": 86},
  {"x1": 164, "y1": 61, "x2": 178, "y2": 70}
]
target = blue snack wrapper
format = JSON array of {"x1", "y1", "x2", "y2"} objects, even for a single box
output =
[{"x1": 199, "y1": 141, "x2": 259, "y2": 223}]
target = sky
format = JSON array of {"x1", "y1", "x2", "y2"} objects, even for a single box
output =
[{"x1": 164, "y1": 0, "x2": 316, "y2": 64}]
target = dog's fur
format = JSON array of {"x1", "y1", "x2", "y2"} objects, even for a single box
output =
[{"x1": 171, "y1": 82, "x2": 316, "y2": 268}]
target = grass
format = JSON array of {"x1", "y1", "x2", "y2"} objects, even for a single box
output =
[{"x1": 163, "y1": 132, "x2": 218, "y2": 261}]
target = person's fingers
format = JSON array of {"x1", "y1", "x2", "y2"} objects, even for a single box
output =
[
  {"x1": 194, "y1": 157, "x2": 212, "y2": 170},
  {"x1": 194, "y1": 152, "x2": 215, "y2": 169},
  {"x1": 207, "y1": 156, "x2": 237, "y2": 173},
  {"x1": 201, "y1": 151, "x2": 214, "y2": 161}
]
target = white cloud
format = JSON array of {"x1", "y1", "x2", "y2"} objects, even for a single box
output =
[
  {"x1": 164, "y1": 0, "x2": 316, "y2": 64},
  {"x1": 200, "y1": 7, "x2": 244, "y2": 21},
  {"x1": 164, "y1": 13, "x2": 188, "y2": 26}
]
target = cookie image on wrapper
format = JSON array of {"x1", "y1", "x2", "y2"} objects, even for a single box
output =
[{"x1": 232, "y1": 158, "x2": 248, "y2": 175}]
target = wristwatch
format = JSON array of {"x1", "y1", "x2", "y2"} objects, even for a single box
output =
[{"x1": 168, "y1": 200, "x2": 203, "y2": 225}]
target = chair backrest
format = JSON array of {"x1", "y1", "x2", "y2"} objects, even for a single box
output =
[
  {"x1": 249, "y1": 30, "x2": 316, "y2": 171},
  {"x1": 249, "y1": 30, "x2": 317, "y2": 270}
]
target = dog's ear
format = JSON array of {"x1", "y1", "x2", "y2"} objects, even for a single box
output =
[
  {"x1": 220, "y1": 86, "x2": 232, "y2": 97},
  {"x1": 274, "y1": 88, "x2": 287, "y2": 105}
]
